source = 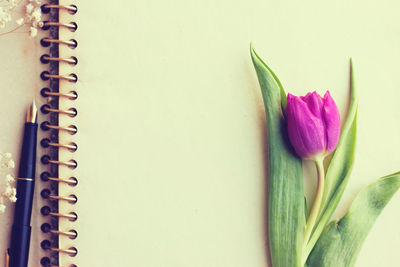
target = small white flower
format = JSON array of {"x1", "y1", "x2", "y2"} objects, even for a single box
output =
[
  {"x1": 7, "y1": 188, "x2": 17, "y2": 202},
  {"x1": 0, "y1": 6, "x2": 11, "y2": 28},
  {"x1": 8, "y1": 0, "x2": 18, "y2": 7},
  {"x1": 0, "y1": 151, "x2": 17, "y2": 214},
  {"x1": 6, "y1": 174, "x2": 14, "y2": 182},
  {"x1": 9, "y1": 195, "x2": 17, "y2": 203},
  {"x1": 6, "y1": 159, "x2": 15, "y2": 169},
  {"x1": 26, "y1": 3, "x2": 34, "y2": 14},
  {"x1": 4, "y1": 185, "x2": 12, "y2": 197},
  {"x1": 29, "y1": 26, "x2": 37, "y2": 37},
  {"x1": 16, "y1": 18, "x2": 24, "y2": 25},
  {"x1": 32, "y1": 8, "x2": 41, "y2": 22},
  {"x1": 2, "y1": 13, "x2": 11, "y2": 23}
]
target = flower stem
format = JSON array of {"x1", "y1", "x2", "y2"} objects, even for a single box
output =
[
  {"x1": 0, "y1": 24, "x2": 24, "y2": 37},
  {"x1": 301, "y1": 158, "x2": 325, "y2": 265}
]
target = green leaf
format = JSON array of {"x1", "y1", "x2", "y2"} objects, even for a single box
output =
[
  {"x1": 250, "y1": 44, "x2": 304, "y2": 267},
  {"x1": 304, "y1": 197, "x2": 309, "y2": 222},
  {"x1": 304, "y1": 60, "x2": 358, "y2": 259},
  {"x1": 307, "y1": 171, "x2": 400, "y2": 267}
]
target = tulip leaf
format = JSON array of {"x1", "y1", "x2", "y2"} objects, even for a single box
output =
[
  {"x1": 303, "y1": 60, "x2": 358, "y2": 258},
  {"x1": 304, "y1": 197, "x2": 309, "y2": 221},
  {"x1": 250, "y1": 45, "x2": 304, "y2": 267},
  {"x1": 307, "y1": 171, "x2": 400, "y2": 267}
]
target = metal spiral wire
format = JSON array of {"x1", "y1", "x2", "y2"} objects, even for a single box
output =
[{"x1": 40, "y1": 1, "x2": 78, "y2": 266}]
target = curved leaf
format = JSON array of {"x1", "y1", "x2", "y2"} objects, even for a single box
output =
[
  {"x1": 307, "y1": 171, "x2": 400, "y2": 267},
  {"x1": 250, "y1": 45, "x2": 304, "y2": 267}
]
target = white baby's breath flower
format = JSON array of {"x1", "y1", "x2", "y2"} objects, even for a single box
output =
[
  {"x1": 6, "y1": 159, "x2": 15, "y2": 169},
  {"x1": 25, "y1": 3, "x2": 34, "y2": 14},
  {"x1": 0, "y1": 11, "x2": 11, "y2": 22},
  {"x1": 0, "y1": 204, "x2": 5, "y2": 213},
  {"x1": 31, "y1": 7, "x2": 41, "y2": 22},
  {"x1": 7, "y1": 0, "x2": 18, "y2": 7},
  {"x1": 16, "y1": 17, "x2": 24, "y2": 25},
  {"x1": 29, "y1": 26, "x2": 37, "y2": 37},
  {"x1": 9, "y1": 193, "x2": 17, "y2": 203},
  {"x1": 0, "y1": 7, "x2": 11, "y2": 28},
  {"x1": 6, "y1": 174, "x2": 14, "y2": 182},
  {"x1": 4, "y1": 185, "x2": 12, "y2": 197},
  {"x1": 0, "y1": 151, "x2": 16, "y2": 214}
]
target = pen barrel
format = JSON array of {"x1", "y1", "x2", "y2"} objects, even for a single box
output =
[
  {"x1": 13, "y1": 180, "x2": 35, "y2": 227},
  {"x1": 18, "y1": 123, "x2": 37, "y2": 179},
  {"x1": 8, "y1": 225, "x2": 31, "y2": 267},
  {"x1": 9, "y1": 122, "x2": 37, "y2": 267},
  {"x1": 14, "y1": 123, "x2": 37, "y2": 226}
]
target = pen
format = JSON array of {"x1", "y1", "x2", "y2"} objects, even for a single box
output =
[{"x1": 7, "y1": 101, "x2": 38, "y2": 267}]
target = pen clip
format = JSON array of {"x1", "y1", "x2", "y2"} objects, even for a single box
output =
[{"x1": 5, "y1": 250, "x2": 9, "y2": 267}]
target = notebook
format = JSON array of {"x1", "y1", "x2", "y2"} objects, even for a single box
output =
[{"x1": 0, "y1": 0, "x2": 399, "y2": 266}]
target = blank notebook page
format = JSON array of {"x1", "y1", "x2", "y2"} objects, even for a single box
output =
[{"x1": 58, "y1": 0, "x2": 400, "y2": 266}]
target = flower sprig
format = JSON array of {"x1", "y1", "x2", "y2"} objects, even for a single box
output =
[
  {"x1": 0, "y1": 0, "x2": 43, "y2": 38},
  {"x1": 0, "y1": 152, "x2": 16, "y2": 213}
]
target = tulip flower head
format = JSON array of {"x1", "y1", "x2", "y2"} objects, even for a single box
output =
[{"x1": 286, "y1": 91, "x2": 340, "y2": 160}]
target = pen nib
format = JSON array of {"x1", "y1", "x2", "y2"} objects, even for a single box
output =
[{"x1": 26, "y1": 100, "x2": 37, "y2": 123}]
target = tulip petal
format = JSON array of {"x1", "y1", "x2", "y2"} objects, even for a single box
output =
[
  {"x1": 322, "y1": 91, "x2": 341, "y2": 154},
  {"x1": 301, "y1": 91, "x2": 324, "y2": 119},
  {"x1": 286, "y1": 94, "x2": 325, "y2": 159}
]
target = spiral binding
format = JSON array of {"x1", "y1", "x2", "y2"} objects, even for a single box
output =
[{"x1": 40, "y1": 1, "x2": 78, "y2": 266}]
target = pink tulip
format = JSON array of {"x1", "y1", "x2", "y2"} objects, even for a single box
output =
[{"x1": 286, "y1": 91, "x2": 340, "y2": 159}]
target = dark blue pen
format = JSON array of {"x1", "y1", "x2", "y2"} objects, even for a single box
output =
[{"x1": 7, "y1": 101, "x2": 38, "y2": 267}]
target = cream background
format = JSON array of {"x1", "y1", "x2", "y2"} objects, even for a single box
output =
[
  {"x1": 0, "y1": 4, "x2": 48, "y2": 265},
  {"x1": 0, "y1": 0, "x2": 400, "y2": 266}
]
